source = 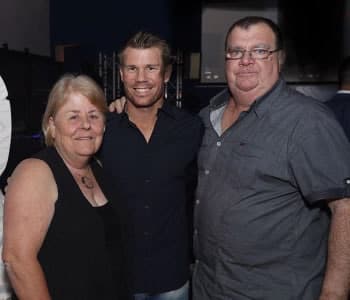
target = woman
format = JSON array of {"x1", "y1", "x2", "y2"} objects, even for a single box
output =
[{"x1": 2, "y1": 74, "x2": 124, "y2": 299}]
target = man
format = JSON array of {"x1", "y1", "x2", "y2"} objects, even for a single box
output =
[
  {"x1": 192, "y1": 16, "x2": 350, "y2": 300},
  {"x1": 99, "y1": 32, "x2": 203, "y2": 300},
  {"x1": 0, "y1": 75, "x2": 12, "y2": 298},
  {"x1": 326, "y1": 56, "x2": 350, "y2": 140}
]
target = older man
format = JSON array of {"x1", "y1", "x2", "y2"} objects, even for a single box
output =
[{"x1": 193, "y1": 16, "x2": 350, "y2": 300}]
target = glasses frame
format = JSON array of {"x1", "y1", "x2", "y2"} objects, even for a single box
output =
[{"x1": 225, "y1": 48, "x2": 280, "y2": 61}]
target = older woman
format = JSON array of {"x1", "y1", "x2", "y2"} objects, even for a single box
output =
[{"x1": 2, "y1": 74, "x2": 124, "y2": 299}]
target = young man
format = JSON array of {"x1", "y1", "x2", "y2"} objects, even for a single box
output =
[
  {"x1": 193, "y1": 16, "x2": 350, "y2": 300},
  {"x1": 99, "y1": 32, "x2": 203, "y2": 300}
]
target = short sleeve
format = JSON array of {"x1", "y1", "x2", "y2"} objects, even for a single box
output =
[{"x1": 288, "y1": 106, "x2": 350, "y2": 204}]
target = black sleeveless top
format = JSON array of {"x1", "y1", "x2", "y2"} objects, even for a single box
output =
[{"x1": 27, "y1": 147, "x2": 121, "y2": 299}]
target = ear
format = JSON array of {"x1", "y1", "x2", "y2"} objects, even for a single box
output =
[
  {"x1": 164, "y1": 65, "x2": 172, "y2": 83},
  {"x1": 278, "y1": 50, "x2": 286, "y2": 71},
  {"x1": 119, "y1": 67, "x2": 124, "y2": 82},
  {"x1": 48, "y1": 116, "x2": 56, "y2": 139}
]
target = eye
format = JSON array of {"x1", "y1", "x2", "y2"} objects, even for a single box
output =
[
  {"x1": 146, "y1": 66, "x2": 159, "y2": 72},
  {"x1": 89, "y1": 114, "x2": 100, "y2": 120},
  {"x1": 227, "y1": 49, "x2": 243, "y2": 58},
  {"x1": 125, "y1": 66, "x2": 136, "y2": 72},
  {"x1": 69, "y1": 115, "x2": 78, "y2": 120},
  {"x1": 253, "y1": 48, "x2": 268, "y2": 55}
]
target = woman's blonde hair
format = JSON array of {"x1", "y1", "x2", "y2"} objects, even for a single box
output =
[{"x1": 42, "y1": 73, "x2": 107, "y2": 146}]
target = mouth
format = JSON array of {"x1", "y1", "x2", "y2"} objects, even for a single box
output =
[
  {"x1": 236, "y1": 72, "x2": 257, "y2": 78},
  {"x1": 237, "y1": 70, "x2": 256, "y2": 75},
  {"x1": 133, "y1": 86, "x2": 152, "y2": 95},
  {"x1": 76, "y1": 136, "x2": 93, "y2": 140}
]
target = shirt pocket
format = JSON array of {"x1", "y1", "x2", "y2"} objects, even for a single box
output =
[{"x1": 222, "y1": 139, "x2": 266, "y2": 189}]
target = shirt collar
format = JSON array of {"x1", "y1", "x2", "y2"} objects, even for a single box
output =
[
  {"x1": 120, "y1": 99, "x2": 179, "y2": 120},
  {"x1": 157, "y1": 100, "x2": 179, "y2": 119},
  {"x1": 251, "y1": 78, "x2": 284, "y2": 118},
  {"x1": 209, "y1": 78, "x2": 284, "y2": 119}
]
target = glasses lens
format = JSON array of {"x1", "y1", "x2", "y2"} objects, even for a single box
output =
[
  {"x1": 251, "y1": 49, "x2": 269, "y2": 59},
  {"x1": 226, "y1": 50, "x2": 243, "y2": 59}
]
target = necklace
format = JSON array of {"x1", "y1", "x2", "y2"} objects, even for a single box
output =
[
  {"x1": 56, "y1": 150, "x2": 95, "y2": 190},
  {"x1": 81, "y1": 175, "x2": 94, "y2": 189}
]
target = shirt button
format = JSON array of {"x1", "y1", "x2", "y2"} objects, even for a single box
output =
[
  {"x1": 195, "y1": 259, "x2": 199, "y2": 264},
  {"x1": 144, "y1": 205, "x2": 150, "y2": 209},
  {"x1": 204, "y1": 169, "x2": 210, "y2": 175},
  {"x1": 216, "y1": 141, "x2": 221, "y2": 147},
  {"x1": 145, "y1": 179, "x2": 151, "y2": 183},
  {"x1": 194, "y1": 229, "x2": 198, "y2": 235},
  {"x1": 345, "y1": 178, "x2": 350, "y2": 184},
  {"x1": 195, "y1": 199, "x2": 200, "y2": 205}
]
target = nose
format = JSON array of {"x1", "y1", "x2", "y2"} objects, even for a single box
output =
[
  {"x1": 136, "y1": 68, "x2": 146, "y2": 81},
  {"x1": 80, "y1": 116, "x2": 91, "y2": 129},
  {"x1": 240, "y1": 51, "x2": 254, "y2": 65}
]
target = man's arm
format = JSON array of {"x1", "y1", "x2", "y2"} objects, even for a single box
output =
[{"x1": 319, "y1": 197, "x2": 350, "y2": 300}]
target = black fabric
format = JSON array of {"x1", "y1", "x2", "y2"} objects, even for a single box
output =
[
  {"x1": 99, "y1": 102, "x2": 203, "y2": 294},
  {"x1": 95, "y1": 202, "x2": 130, "y2": 299},
  {"x1": 27, "y1": 147, "x2": 121, "y2": 300}
]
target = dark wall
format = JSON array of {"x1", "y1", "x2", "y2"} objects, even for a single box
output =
[
  {"x1": 50, "y1": 0, "x2": 174, "y2": 54},
  {"x1": 0, "y1": 48, "x2": 62, "y2": 133},
  {"x1": 280, "y1": 0, "x2": 345, "y2": 82},
  {"x1": 49, "y1": 0, "x2": 202, "y2": 69}
]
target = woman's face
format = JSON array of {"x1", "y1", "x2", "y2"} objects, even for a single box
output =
[{"x1": 49, "y1": 92, "x2": 105, "y2": 162}]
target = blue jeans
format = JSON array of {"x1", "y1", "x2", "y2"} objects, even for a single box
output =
[{"x1": 133, "y1": 282, "x2": 189, "y2": 300}]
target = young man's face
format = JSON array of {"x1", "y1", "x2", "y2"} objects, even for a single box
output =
[
  {"x1": 225, "y1": 22, "x2": 283, "y2": 99},
  {"x1": 120, "y1": 47, "x2": 171, "y2": 109}
]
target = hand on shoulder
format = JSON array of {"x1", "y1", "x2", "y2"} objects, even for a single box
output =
[{"x1": 109, "y1": 96, "x2": 126, "y2": 113}]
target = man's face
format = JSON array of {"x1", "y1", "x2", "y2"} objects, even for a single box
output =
[
  {"x1": 120, "y1": 47, "x2": 171, "y2": 109},
  {"x1": 225, "y1": 23, "x2": 282, "y2": 99}
]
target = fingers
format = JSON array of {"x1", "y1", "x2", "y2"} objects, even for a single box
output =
[
  {"x1": 108, "y1": 96, "x2": 127, "y2": 114},
  {"x1": 108, "y1": 101, "x2": 116, "y2": 112},
  {"x1": 116, "y1": 96, "x2": 126, "y2": 113}
]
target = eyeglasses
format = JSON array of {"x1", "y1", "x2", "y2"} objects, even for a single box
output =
[{"x1": 225, "y1": 48, "x2": 280, "y2": 60}]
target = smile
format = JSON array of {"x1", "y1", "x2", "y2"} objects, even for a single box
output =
[{"x1": 134, "y1": 87, "x2": 152, "y2": 92}]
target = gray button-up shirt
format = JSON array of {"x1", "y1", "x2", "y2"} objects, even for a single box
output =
[{"x1": 193, "y1": 79, "x2": 350, "y2": 300}]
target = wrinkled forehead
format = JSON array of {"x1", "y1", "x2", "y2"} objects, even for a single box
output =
[{"x1": 227, "y1": 23, "x2": 277, "y2": 49}]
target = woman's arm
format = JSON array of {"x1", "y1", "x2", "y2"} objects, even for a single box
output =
[{"x1": 2, "y1": 158, "x2": 57, "y2": 300}]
